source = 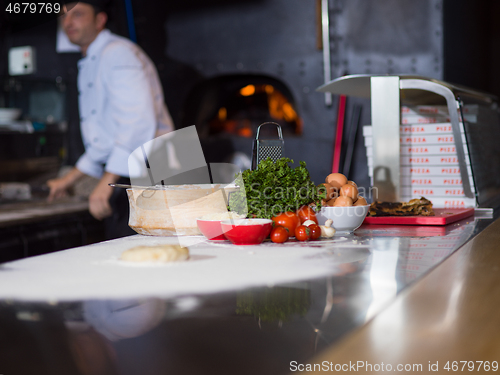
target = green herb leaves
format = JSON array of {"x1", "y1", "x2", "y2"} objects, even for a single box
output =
[{"x1": 229, "y1": 158, "x2": 324, "y2": 219}]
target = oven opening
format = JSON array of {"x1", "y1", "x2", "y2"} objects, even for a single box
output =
[
  {"x1": 179, "y1": 74, "x2": 302, "y2": 168},
  {"x1": 181, "y1": 74, "x2": 303, "y2": 138}
]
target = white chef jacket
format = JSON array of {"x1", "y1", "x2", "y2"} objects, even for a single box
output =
[{"x1": 76, "y1": 29, "x2": 173, "y2": 178}]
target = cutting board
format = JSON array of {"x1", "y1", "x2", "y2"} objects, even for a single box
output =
[{"x1": 363, "y1": 207, "x2": 475, "y2": 226}]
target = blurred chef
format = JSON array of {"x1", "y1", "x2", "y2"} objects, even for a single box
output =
[{"x1": 48, "y1": 0, "x2": 174, "y2": 238}]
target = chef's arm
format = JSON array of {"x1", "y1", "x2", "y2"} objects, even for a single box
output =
[
  {"x1": 47, "y1": 168, "x2": 118, "y2": 221},
  {"x1": 88, "y1": 172, "x2": 120, "y2": 220},
  {"x1": 47, "y1": 167, "x2": 85, "y2": 202}
]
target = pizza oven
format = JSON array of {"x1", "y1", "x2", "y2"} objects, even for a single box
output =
[{"x1": 179, "y1": 74, "x2": 302, "y2": 169}]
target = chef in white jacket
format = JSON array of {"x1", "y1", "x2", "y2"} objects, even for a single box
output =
[{"x1": 48, "y1": 0, "x2": 174, "y2": 238}]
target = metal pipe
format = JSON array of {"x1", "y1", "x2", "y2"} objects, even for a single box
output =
[
  {"x1": 321, "y1": 0, "x2": 332, "y2": 106},
  {"x1": 124, "y1": 0, "x2": 137, "y2": 43}
]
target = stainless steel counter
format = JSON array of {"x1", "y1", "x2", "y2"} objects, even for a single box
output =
[
  {"x1": 0, "y1": 196, "x2": 89, "y2": 227},
  {"x1": 0, "y1": 211, "x2": 497, "y2": 375}
]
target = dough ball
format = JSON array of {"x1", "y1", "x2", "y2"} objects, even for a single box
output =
[{"x1": 120, "y1": 244, "x2": 189, "y2": 263}]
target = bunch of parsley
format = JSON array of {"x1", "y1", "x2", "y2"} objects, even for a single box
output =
[{"x1": 229, "y1": 158, "x2": 324, "y2": 219}]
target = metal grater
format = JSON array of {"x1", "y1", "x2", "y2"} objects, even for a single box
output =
[{"x1": 251, "y1": 122, "x2": 285, "y2": 170}]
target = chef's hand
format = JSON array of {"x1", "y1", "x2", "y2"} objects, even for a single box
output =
[
  {"x1": 47, "y1": 167, "x2": 85, "y2": 202},
  {"x1": 89, "y1": 172, "x2": 120, "y2": 220}
]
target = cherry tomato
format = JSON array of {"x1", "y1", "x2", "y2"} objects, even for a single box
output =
[
  {"x1": 294, "y1": 225, "x2": 310, "y2": 241},
  {"x1": 272, "y1": 212, "x2": 300, "y2": 235},
  {"x1": 309, "y1": 224, "x2": 321, "y2": 240},
  {"x1": 297, "y1": 205, "x2": 318, "y2": 225},
  {"x1": 270, "y1": 226, "x2": 289, "y2": 243}
]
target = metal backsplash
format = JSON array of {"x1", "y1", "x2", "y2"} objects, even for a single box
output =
[{"x1": 164, "y1": 0, "x2": 443, "y2": 186}]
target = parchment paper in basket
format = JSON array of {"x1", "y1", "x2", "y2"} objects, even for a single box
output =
[
  {"x1": 167, "y1": 163, "x2": 248, "y2": 247},
  {"x1": 127, "y1": 126, "x2": 248, "y2": 246}
]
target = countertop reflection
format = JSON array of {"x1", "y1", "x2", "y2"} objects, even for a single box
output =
[{"x1": 0, "y1": 213, "x2": 493, "y2": 375}]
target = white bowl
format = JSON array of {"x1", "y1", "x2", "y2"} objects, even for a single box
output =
[
  {"x1": 316, "y1": 205, "x2": 370, "y2": 234},
  {"x1": 0, "y1": 108, "x2": 21, "y2": 122}
]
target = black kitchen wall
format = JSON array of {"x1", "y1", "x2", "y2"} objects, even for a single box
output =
[
  {"x1": 158, "y1": 0, "x2": 445, "y2": 185},
  {"x1": 443, "y1": 0, "x2": 500, "y2": 97},
  {"x1": 0, "y1": 0, "x2": 498, "y2": 186}
]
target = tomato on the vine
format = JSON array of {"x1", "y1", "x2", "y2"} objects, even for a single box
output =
[
  {"x1": 294, "y1": 225, "x2": 310, "y2": 241},
  {"x1": 297, "y1": 205, "x2": 318, "y2": 225},
  {"x1": 270, "y1": 226, "x2": 289, "y2": 243},
  {"x1": 272, "y1": 212, "x2": 300, "y2": 235},
  {"x1": 309, "y1": 224, "x2": 321, "y2": 240}
]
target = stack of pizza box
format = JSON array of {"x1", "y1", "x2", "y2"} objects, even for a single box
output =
[{"x1": 364, "y1": 105, "x2": 477, "y2": 208}]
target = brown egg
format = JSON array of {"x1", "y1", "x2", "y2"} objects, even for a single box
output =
[
  {"x1": 325, "y1": 173, "x2": 348, "y2": 189},
  {"x1": 353, "y1": 196, "x2": 368, "y2": 206},
  {"x1": 333, "y1": 196, "x2": 353, "y2": 207},
  {"x1": 326, "y1": 198, "x2": 337, "y2": 206},
  {"x1": 317, "y1": 183, "x2": 338, "y2": 200},
  {"x1": 340, "y1": 183, "x2": 359, "y2": 203},
  {"x1": 346, "y1": 180, "x2": 357, "y2": 187}
]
